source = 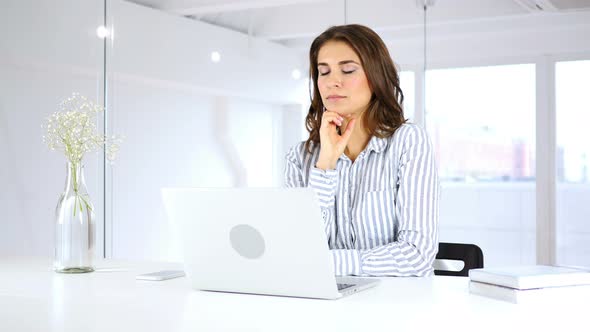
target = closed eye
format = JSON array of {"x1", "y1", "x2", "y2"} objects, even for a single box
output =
[{"x1": 319, "y1": 69, "x2": 356, "y2": 76}]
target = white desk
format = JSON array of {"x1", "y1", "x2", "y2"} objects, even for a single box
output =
[{"x1": 0, "y1": 257, "x2": 586, "y2": 332}]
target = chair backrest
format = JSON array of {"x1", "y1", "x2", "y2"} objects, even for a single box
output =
[{"x1": 433, "y1": 242, "x2": 484, "y2": 277}]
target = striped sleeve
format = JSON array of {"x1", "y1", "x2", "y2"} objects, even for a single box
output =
[
  {"x1": 284, "y1": 144, "x2": 337, "y2": 241},
  {"x1": 308, "y1": 167, "x2": 338, "y2": 208},
  {"x1": 334, "y1": 126, "x2": 439, "y2": 277},
  {"x1": 331, "y1": 249, "x2": 362, "y2": 276}
]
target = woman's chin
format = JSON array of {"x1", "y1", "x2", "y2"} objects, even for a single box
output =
[{"x1": 326, "y1": 107, "x2": 353, "y2": 116}]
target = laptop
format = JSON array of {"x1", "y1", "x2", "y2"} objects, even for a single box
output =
[{"x1": 161, "y1": 187, "x2": 379, "y2": 299}]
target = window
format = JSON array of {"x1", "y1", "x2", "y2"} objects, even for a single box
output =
[
  {"x1": 426, "y1": 64, "x2": 537, "y2": 267},
  {"x1": 426, "y1": 65, "x2": 536, "y2": 182}
]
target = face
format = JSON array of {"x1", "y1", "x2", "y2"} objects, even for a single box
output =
[{"x1": 317, "y1": 40, "x2": 372, "y2": 117}]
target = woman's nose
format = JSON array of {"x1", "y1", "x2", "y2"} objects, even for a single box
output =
[{"x1": 326, "y1": 75, "x2": 342, "y2": 88}]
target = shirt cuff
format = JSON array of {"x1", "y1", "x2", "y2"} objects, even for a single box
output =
[
  {"x1": 309, "y1": 167, "x2": 338, "y2": 207},
  {"x1": 331, "y1": 249, "x2": 362, "y2": 276}
]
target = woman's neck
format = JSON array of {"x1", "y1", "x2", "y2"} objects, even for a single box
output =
[{"x1": 342, "y1": 116, "x2": 371, "y2": 163}]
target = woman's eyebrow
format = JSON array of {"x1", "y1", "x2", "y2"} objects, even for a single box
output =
[{"x1": 318, "y1": 60, "x2": 359, "y2": 66}]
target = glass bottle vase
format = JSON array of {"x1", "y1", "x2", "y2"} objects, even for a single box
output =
[{"x1": 54, "y1": 162, "x2": 95, "y2": 273}]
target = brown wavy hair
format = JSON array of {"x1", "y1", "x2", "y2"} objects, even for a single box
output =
[{"x1": 305, "y1": 24, "x2": 406, "y2": 153}]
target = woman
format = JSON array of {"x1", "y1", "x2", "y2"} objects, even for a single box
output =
[{"x1": 285, "y1": 24, "x2": 439, "y2": 277}]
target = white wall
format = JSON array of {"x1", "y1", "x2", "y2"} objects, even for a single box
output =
[
  {"x1": 441, "y1": 183, "x2": 590, "y2": 268},
  {"x1": 556, "y1": 184, "x2": 590, "y2": 267},
  {"x1": 0, "y1": 0, "x2": 105, "y2": 257},
  {"x1": 108, "y1": 0, "x2": 306, "y2": 104},
  {"x1": 107, "y1": 0, "x2": 307, "y2": 261},
  {"x1": 109, "y1": 79, "x2": 284, "y2": 260},
  {"x1": 440, "y1": 183, "x2": 536, "y2": 267}
]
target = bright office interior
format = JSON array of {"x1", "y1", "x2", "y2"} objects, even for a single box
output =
[{"x1": 1, "y1": 0, "x2": 589, "y2": 269}]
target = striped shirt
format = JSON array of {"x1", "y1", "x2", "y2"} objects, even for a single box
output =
[{"x1": 284, "y1": 123, "x2": 439, "y2": 277}]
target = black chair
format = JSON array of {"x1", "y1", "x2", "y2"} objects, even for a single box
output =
[{"x1": 433, "y1": 242, "x2": 484, "y2": 277}]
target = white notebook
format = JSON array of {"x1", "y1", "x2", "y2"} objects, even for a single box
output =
[
  {"x1": 469, "y1": 265, "x2": 590, "y2": 290},
  {"x1": 469, "y1": 280, "x2": 590, "y2": 304}
]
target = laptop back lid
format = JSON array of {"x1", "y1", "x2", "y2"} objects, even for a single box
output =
[{"x1": 162, "y1": 187, "x2": 341, "y2": 299}]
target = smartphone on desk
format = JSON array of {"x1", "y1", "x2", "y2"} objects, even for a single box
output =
[{"x1": 136, "y1": 270, "x2": 185, "y2": 281}]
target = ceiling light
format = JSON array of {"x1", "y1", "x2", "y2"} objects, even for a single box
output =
[
  {"x1": 96, "y1": 26, "x2": 109, "y2": 39},
  {"x1": 211, "y1": 51, "x2": 221, "y2": 63}
]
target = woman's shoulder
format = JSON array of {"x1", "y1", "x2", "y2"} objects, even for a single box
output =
[
  {"x1": 285, "y1": 140, "x2": 318, "y2": 164},
  {"x1": 391, "y1": 122, "x2": 430, "y2": 143},
  {"x1": 385, "y1": 122, "x2": 432, "y2": 155},
  {"x1": 395, "y1": 122, "x2": 427, "y2": 135}
]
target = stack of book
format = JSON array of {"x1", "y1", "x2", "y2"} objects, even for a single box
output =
[{"x1": 468, "y1": 265, "x2": 590, "y2": 304}]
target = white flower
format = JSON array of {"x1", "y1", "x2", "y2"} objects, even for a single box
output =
[{"x1": 43, "y1": 93, "x2": 122, "y2": 164}]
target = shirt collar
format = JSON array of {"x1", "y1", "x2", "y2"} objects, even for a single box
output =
[
  {"x1": 366, "y1": 135, "x2": 388, "y2": 153},
  {"x1": 337, "y1": 135, "x2": 388, "y2": 161}
]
